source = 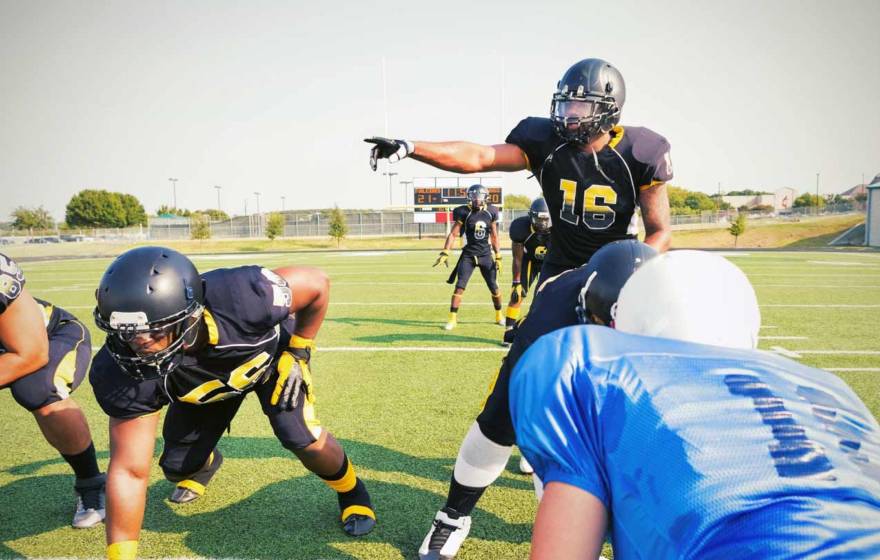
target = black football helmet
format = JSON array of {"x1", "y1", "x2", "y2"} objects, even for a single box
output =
[
  {"x1": 467, "y1": 184, "x2": 489, "y2": 210},
  {"x1": 528, "y1": 197, "x2": 551, "y2": 233},
  {"x1": 575, "y1": 239, "x2": 657, "y2": 326},
  {"x1": 551, "y1": 58, "x2": 626, "y2": 145},
  {"x1": 94, "y1": 246, "x2": 204, "y2": 379}
]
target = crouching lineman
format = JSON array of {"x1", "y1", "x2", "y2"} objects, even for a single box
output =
[
  {"x1": 89, "y1": 247, "x2": 375, "y2": 560},
  {"x1": 418, "y1": 240, "x2": 657, "y2": 559},
  {"x1": 512, "y1": 251, "x2": 880, "y2": 559},
  {"x1": 432, "y1": 184, "x2": 504, "y2": 330},
  {"x1": 0, "y1": 253, "x2": 104, "y2": 528},
  {"x1": 502, "y1": 197, "x2": 551, "y2": 338}
]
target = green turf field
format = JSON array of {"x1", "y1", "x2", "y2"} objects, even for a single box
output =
[{"x1": 1, "y1": 249, "x2": 878, "y2": 559}]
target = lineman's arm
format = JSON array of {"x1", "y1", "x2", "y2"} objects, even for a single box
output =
[
  {"x1": 411, "y1": 142, "x2": 529, "y2": 173},
  {"x1": 106, "y1": 413, "x2": 160, "y2": 555},
  {"x1": 510, "y1": 243, "x2": 524, "y2": 284},
  {"x1": 639, "y1": 183, "x2": 671, "y2": 252},
  {"x1": 272, "y1": 266, "x2": 330, "y2": 340},
  {"x1": 530, "y1": 481, "x2": 608, "y2": 560},
  {"x1": 0, "y1": 287, "x2": 49, "y2": 387}
]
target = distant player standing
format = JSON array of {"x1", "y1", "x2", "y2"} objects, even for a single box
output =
[
  {"x1": 433, "y1": 184, "x2": 504, "y2": 330},
  {"x1": 502, "y1": 197, "x2": 551, "y2": 336}
]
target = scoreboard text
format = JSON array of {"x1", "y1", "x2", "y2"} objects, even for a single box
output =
[{"x1": 414, "y1": 187, "x2": 503, "y2": 207}]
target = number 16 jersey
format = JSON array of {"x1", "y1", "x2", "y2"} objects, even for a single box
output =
[{"x1": 506, "y1": 118, "x2": 672, "y2": 268}]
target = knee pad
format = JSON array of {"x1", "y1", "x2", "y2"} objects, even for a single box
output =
[{"x1": 453, "y1": 422, "x2": 513, "y2": 488}]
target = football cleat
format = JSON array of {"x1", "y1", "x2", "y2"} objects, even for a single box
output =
[
  {"x1": 419, "y1": 508, "x2": 472, "y2": 560},
  {"x1": 518, "y1": 456, "x2": 534, "y2": 475},
  {"x1": 72, "y1": 473, "x2": 106, "y2": 529},
  {"x1": 170, "y1": 449, "x2": 224, "y2": 504},
  {"x1": 495, "y1": 310, "x2": 505, "y2": 326},
  {"x1": 342, "y1": 511, "x2": 377, "y2": 537},
  {"x1": 444, "y1": 320, "x2": 456, "y2": 331}
]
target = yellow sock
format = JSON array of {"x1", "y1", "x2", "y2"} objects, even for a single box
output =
[
  {"x1": 107, "y1": 541, "x2": 138, "y2": 560},
  {"x1": 447, "y1": 311, "x2": 457, "y2": 324},
  {"x1": 495, "y1": 309, "x2": 503, "y2": 322},
  {"x1": 506, "y1": 306, "x2": 521, "y2": 321}
]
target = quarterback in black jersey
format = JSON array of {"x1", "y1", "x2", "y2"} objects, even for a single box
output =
[
  {"x1": 89, "y1": 247, "x2": 375, "y2": 560},
  {"x1": 432, "y1": 184, "x2": 504, "y2": 330},
  {"x1": 0, "y1": 253, "x2": 104, "y2": 529},
  {"x1": 418, "y1": 240, "x2": 657, "y2": 560},
  {"x1": 503, "y1": 197, "x2": 551, "y2": 333},
  {"x1": 366, "y1": 57, "x2": 671, "y2": 279}
]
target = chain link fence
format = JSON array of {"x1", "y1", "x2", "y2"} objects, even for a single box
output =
[{"x1": 0, "y1": 202, "x2": 866, "y2": 244}]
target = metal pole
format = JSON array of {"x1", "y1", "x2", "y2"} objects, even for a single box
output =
[
  {"x1": 281, "y1": 196, "x2": 286, "y2": 212},
  {"x1": 383, "y1": 172, "x2": 397, "y2": 207},
  {"x1": 168, "y1": 178, "x2": 178, "y2": 208},
  {"x1": 816, "y1": 173, "x2": 820, "y2": 216},
  {"x1": 214, "y1": 185, "x2": 222, "y2": 212}
]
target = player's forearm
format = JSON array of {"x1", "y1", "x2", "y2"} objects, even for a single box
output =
[
  {"x1": 411, "y1": 141, "x2": 493, "y2": 173},
  {"x1": 442, "y1": 233, "x2": 457, "y2": 251},
  {"x1": 643, "y1": 229, "x2": 671, "y2": 252},
  {"x1": 0, "y1": 348, "x2": 48, "y2": 387},
  {"x1": 292, "y1": 274, "x2": 329, "y2": 341}
]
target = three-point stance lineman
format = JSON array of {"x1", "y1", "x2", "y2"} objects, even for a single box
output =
[
  {"x1": 89, "y1": 247, "x2": 375, "y2": 560},
  {"x1": 512, "y1": 252, "x2": 880, "y2": 559},
  {"x1": 0, "y1": 253, "x2": 104, "y2": 529},
  {"x1": 432, "y1": 184, "x2": 504, "y2": 330},
  {"x1": 419, "y1": 240, "x2": 657, "y2": 559}
]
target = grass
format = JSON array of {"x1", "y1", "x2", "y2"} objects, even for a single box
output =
[{"x1": 1, "y1": 248, "x2": 879, "y2": 559}]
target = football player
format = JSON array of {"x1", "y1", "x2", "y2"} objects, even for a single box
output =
[
  {"x1": 418, "y1": 240, "x2": 657, "y2": 560},
  {"x1": 511, "y1": 251, "x2": 880, "y2": 559},
  {"x1": 0, "y1": 253, "x2": 104, "y2": 528},
  {"x1": 502, "y1": 197, "x2": 551, "y2": 336},
  {"x1": 366, "y1": 57, "x2": 672, "y2": 282},
  {"x1": 433, "y1": 184, "x2": 503, "y2": 330},
  {"x1": 89, "y1": 247, "x2": 375, "y2": 560}
]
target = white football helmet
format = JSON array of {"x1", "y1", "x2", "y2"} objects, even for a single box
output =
[{"x1": 615, "y1": 250, "x2": 760, "y2": 350}]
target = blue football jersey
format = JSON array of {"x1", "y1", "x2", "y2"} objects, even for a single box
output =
[{"x1": 510, "y1": 326, "x2": 880, "y2": 559}]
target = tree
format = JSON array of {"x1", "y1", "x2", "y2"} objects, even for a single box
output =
[
  {"x1": 793, "y1": 193, "x2": 825, "y2": 209},
  {"x1": 196, "y1": 209, "x2": 230, "y2": 221},
  {"x1": 327, "y1": 206, "x2": 348, "y2": 247},
  {"x1": 66, "y1": 189, "x2": 127, "y2": 228},
  {"x1": 156, "y1": 205, "x2": 191, "y2": 217},
  {"x1": 266, "y1": 212, "x2": 285, "y2": 240},
  {"x1": 725, "y1": 189, "x2": 771, "y2": 196},
  {"x1": 503, "y1": 194, "x2": 532, "y2": 210},
  {"x1": 190, "y1": 213, "x2": 211, "y2": 240},
  {"x1": 728, "y1": 212, "x2": 747, "y2": 247},
  {"x1": 118, "y1": 193, "x2": 148, "y2": 226},
  {"x1": 11, "y1": 206, "x2": 54, "y2": 230}
]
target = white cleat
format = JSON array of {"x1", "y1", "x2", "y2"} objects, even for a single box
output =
[
  {"x1": 419, "y1": 508, "x2": 472, "y2": 560},
  {"x1": 519, "y1": 456, "x2": 534, "y2": 475},
  {"x1": 444, "y1": 321, "x2": 456, "y2": 331},
  {"x1": 72, "y1": 474, "x2": 106, "y2": 529}
]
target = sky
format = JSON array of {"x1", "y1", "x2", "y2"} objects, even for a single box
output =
[{"x1": 1, "y1": 0, "x2": 878, "y2": 220}]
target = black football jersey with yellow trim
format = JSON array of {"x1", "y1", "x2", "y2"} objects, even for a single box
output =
[
  {"x1": 453, "y1": 204, "x2": 500, "y2": 257},
  {"x1": 506, "y1": 118, "x2": 672, "y2": 268},
  {"x1": 91, "y1": 265, "x2": 293, "y2": 414},
  {"x1": 0, "y1": 253, "x2": 25, "y2": 315}
]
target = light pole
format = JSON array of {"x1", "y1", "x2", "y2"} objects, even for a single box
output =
[
  {"x1": 254, "y1": 191, "x2": 262, "y2": 236},
  {"x1": 400, "y1": 180, "x2": 413, "y2": 207},
  {"x1": 383, "y1": 172, "x2": 398, "y2": 207},
  {"x1": 214, "y1": 185, "x2": 222, "y2": 213},
  {"x1": 815, "y1": 173, "x2": 820, "y2": 216},
  {"x1": 168, "y1": 177, "x2": 178, "y2": 208},
  {"x1": 254, "y1": 191, "x2": 261, "y2": 215},
  {"x1": 281, "y1": 196, "x2": 286, "y2": 212}
]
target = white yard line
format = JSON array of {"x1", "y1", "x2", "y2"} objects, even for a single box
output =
[
  {"x1": 770, "y1": 346, "x2": 802, "y2": 358},
  {"x1": 759, "y1": 336, "x2": 808, "y2": 340},
  {"x1": 827, "y1": 368, "x2": 880, "y2": 372}
]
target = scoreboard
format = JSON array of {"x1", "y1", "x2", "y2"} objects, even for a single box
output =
[{"x1": 414, "y1": 187, "x2": 503, "y2": 207}]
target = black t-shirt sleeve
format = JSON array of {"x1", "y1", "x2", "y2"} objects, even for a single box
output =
[
  {"x1": 509, "y1": 216, "x2": 531, "y2": 243},
  {"x1": 0, "y1": 253, "x2": 26, "y2": 314},
  {"x1": 89, "y1": 347, "x2": 169, "y2": 419},
  {"x1": 505, "y1": 117, "x2": 557, "y2": 175},
  {"x1": 630, "y1": 127, "x2": 673, "y2": 189},
  {"x1": 452, "y1": 205, "x2": 469, "y2": 225},
  {"x1": 203, "y1": 266, "x2": 292, "y2": 336}
]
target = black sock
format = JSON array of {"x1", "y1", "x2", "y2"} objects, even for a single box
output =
[
  {"x1": 443, "y1": 476, "x2": 487, "y2": 517},
  {"x1": 338, "y1": 478, "x2": 374, "y2": 513},
  {"x1": 61, "y1": 442, "x2": 100, "y2": 480}
]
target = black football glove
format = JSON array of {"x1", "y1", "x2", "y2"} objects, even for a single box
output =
[
  {"x1": 364, "y1": 137, "x2": 414, "y2": 171},
  {"x1": 270, "y1": 337, "x2": 314, "y2": 411}
]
